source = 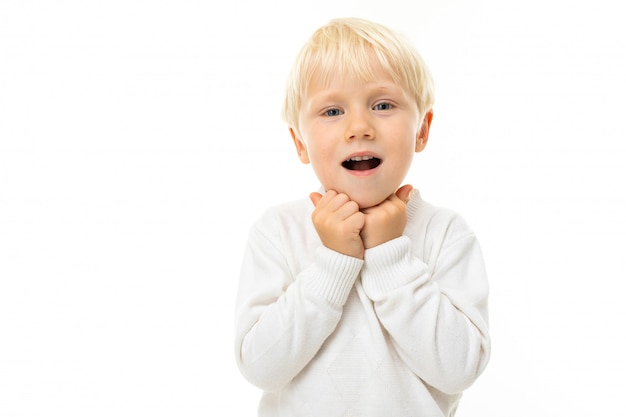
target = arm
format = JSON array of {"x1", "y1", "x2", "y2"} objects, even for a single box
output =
[
  {"x1": 361, "y1": 229, "x2": 490, "y2": 394},
  {"x1": 234, "y1": 219, "x2": 362, "y2": 391}
]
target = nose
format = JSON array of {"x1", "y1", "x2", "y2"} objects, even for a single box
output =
[{"x1": 345, "y1": 109, "x2": 374, "y2": 141}]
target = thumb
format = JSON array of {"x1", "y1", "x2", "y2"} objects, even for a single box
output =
[
  {"x1": 395, "y1": 184, "x2": 414, "y2": 203},
  {"x1": 309, "y1": 192, "x2": 323, "y2": 207}
]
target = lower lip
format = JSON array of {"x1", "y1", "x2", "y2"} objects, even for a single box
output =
[{"x1": 344, "y1": 165, "x2": 381, "y2": 177}]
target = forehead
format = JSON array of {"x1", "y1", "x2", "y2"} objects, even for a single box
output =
[
  {"x1": 309, "y1": 48, "x2": 387, "y2": 85},
  {"x1": 304, "y1": 53, "x2": 399, "y2": 95},
  {"x1": 314, "y1": 59, "x2": 384, "y2": 82}
]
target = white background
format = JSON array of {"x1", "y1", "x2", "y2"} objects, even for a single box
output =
[{"x1": 1, "y1": 0, "x2": 625, "y2": 415}]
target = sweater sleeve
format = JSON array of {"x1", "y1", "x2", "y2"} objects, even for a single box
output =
[
  {"x1": 234, "y1": 219, "x2": 363, "y2": 391},
  {"x1": 360, "y1": 221, "x2": 490, "y2": 395}
]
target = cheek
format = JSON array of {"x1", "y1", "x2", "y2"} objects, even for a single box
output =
[
  {"x1": 305, "y1": 134, "x2": 335, "y2": 162},
  {"x1": 304, "y1": 143, "x2": 332, "y2": 177},
  {"x1": 389, "y1": 141, "x2": 416, "y2": 176}
]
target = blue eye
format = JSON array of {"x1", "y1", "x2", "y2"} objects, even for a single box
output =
[
  {"x1": 374, "y1": 102, "x2": 393, "y2": 111},
  {"x1": 324, "y1": 108, "x2": 343, "y2": 117}
]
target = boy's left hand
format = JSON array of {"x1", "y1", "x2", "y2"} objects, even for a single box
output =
[{"x1": 360, "y1": 184, "x2": 413, "y2": 249}]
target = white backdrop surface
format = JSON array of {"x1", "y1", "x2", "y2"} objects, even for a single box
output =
[{"x1": 1, "y1": 0, "x2": 625, "y2": 415}]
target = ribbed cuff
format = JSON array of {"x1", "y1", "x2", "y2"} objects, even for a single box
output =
[
  {"x1": 301, "y1": 246, "x2": 363, "y2": 308},
  {"x1": 362, "y1": 236, "x2": 427, "y2": 299}
]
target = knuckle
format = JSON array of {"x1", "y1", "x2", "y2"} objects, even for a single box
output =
[
  {"x1": 336, "y1": 193, "x2": 350, "y2": 204},
  {"x1": 346, "y1": 200, "x2": 359, "y2": 212}
]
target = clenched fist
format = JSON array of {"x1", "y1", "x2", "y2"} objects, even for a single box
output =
[
  {"x1": 310, "y1": 190, "x2": 365, "y2": 259},
  {"x1": 360, "y1": 184, "x2": 413, "y2": 249}
]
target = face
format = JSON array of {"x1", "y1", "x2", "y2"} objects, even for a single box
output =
[{"x1": 291, "y1": 67, "x2": 431, "y2": 209}]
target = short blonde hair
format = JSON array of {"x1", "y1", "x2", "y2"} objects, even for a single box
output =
[{"x1": 282, "y1": 17, "x2": 435, "y2": 135}]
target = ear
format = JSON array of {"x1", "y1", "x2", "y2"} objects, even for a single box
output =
[
  {"x1": 290, "y1": 127, "x2": 310, "y2": 164},
  {"x1": 415, "y1": 110, "x2": 433, "y2": 153}
]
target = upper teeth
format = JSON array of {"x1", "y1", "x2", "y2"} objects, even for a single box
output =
[{"x1": 348, "y1": 156, "x2": 374, "y2": 162}]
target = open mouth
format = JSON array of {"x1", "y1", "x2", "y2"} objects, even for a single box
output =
[{"x1": 341, "y1": 155, "x2": 382, "y2": 171}]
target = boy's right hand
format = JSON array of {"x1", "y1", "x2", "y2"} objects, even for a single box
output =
[{"x1": 310, "y1": 190, "x2": 365, "y2": 259}]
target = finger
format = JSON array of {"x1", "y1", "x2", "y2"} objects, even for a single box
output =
[
  {"x1": 311, "y1": 189, "x2": 340, "y2": 210},
  {"x1": 345, "y1": 210, "x2": 366, "y2": 230},
  {"x1": 395, "y1": 184, "x2": 414, "y2": 203},
  {"x1": 318, "y1": 190, "x2": 354, "y2": 213},
  {"x1": 334, "y1": 199, "x2": 360, "y2": 220},
  {"x1": 309, "y1": 192, "x2": 323, "y2": 207}
]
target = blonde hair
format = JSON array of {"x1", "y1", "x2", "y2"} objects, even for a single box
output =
[{"x1": 282, "y1": 17, "x2": 435, "y2": 135}]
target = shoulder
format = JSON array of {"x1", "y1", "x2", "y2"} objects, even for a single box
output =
[
  {"x1": 256, "y1": 197, "x2": 313, "y2": 226},
  {"x1": 249, "y1": 196, "x2": 315, "y2": 241},
  {"x1": 246, "y1": 197, "x2": 320, "y2": 268},
  {"x1": 407, "y1": 190, "x2": 476, "y2": 245}
]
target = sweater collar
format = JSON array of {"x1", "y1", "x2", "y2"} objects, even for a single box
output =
[{"x1": 406, "y1": 188, "x2": 422, "y2": 223}]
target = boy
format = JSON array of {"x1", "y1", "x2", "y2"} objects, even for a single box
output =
[{"x1": 234, "y1": 17, "x2": 490, "y2": 416}]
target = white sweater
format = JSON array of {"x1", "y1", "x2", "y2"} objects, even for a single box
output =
[{"x1": 234, "y1": 190, "x2": 490, "y2": 417}]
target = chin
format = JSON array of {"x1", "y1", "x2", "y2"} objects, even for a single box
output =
[
  {"x1": 323, "y1": 184, "x2": 392, "y2": 209},
  {"x1": 352, "y1": 193, "x2": 388, "y2": 209}
]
